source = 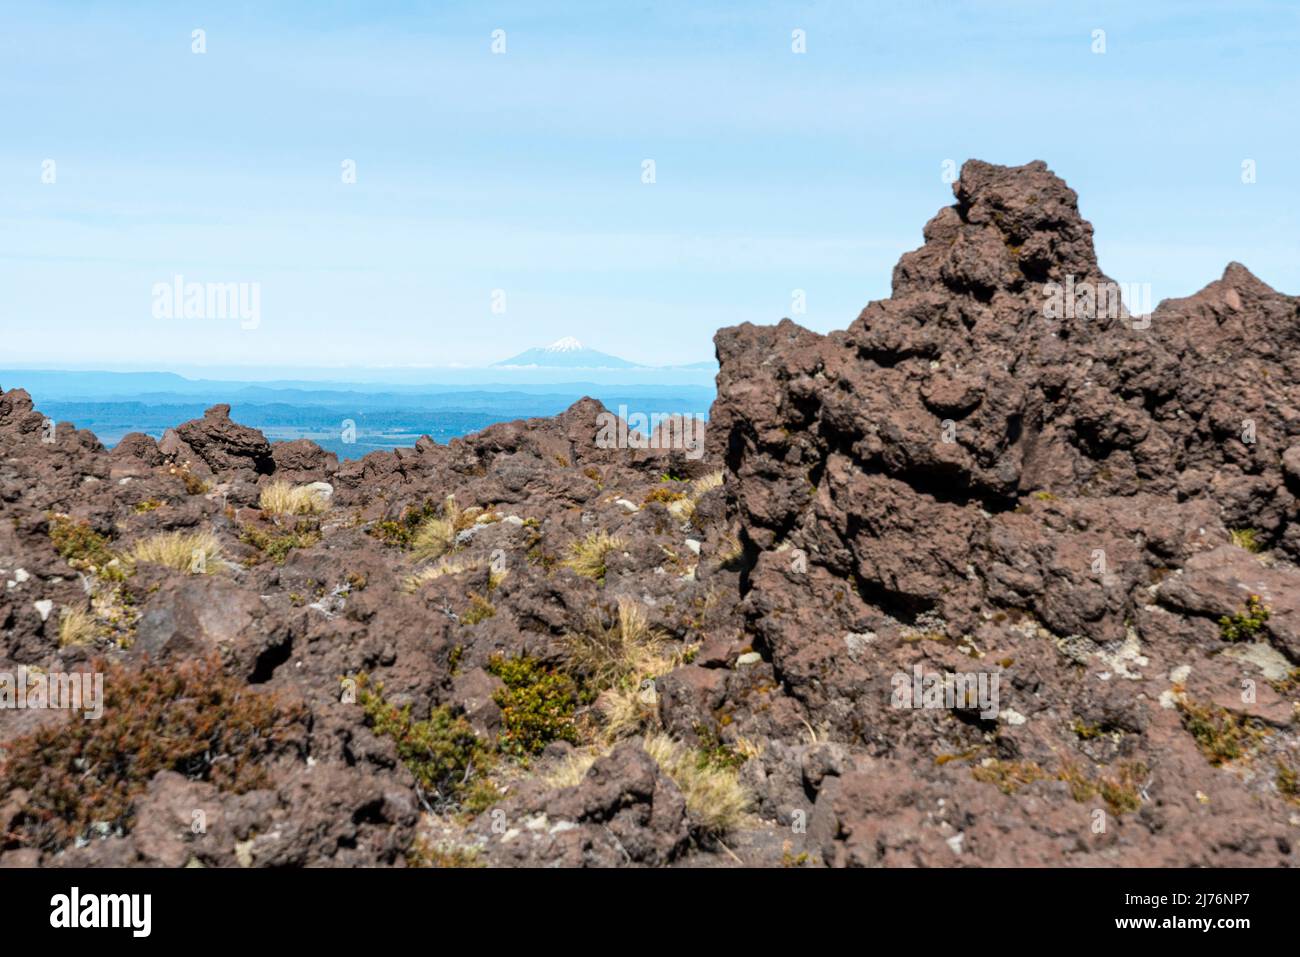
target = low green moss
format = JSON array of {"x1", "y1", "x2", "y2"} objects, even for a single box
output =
[
  {"x1": 972, "y1": 759, "x2": 1045, "y2": 795},
  {"x1": 693, "y1": 723, "x2": 748, "y2": 772},
  {"x1": 1277, "y1": 758, "x2": 1299, "y2": 804},
  {"x1": 1177, "y1": 697, "x2": 1266, "y2": 765}
]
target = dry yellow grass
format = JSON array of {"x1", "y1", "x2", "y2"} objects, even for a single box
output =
[
  {"x1": 564, "y1": 531, "x2": 625, "y2": 580},
  {"x1": 58, "y1": 607, "x2": 97, "y2": 647},
  {"x1": 412, "y1": 495, "x2": 473, "y2": 561},
  {"x1": 402, "y1": 556, "x2": 483, "y2": 592},
  {"x1": 259, "y1": 480, "x2": 329, "y2": 516},
  {"x1": 643, "y1": 733, "x2": 752, "y2": 835},
  {"x1": 691, "y1": 470, "x2": 724, "y2": 496},
  {"x1": 127, "y1": 530, "x2": 222, "y2": 574},
  {"x1": 543, "y1": 749, "x2": 601, "y2": 789},
  {"x1": 600, "y1": 683, "x2": 660, "y2": 741},
  {"x1": 564, "y1": 598, "x2": 673, "y2": 692},
  {"x1": 668, "y1": 470, "x2": 724, "y2": 523},
  {"x1": 717, "y1": 535, "x2": 744, "y2": 568}
]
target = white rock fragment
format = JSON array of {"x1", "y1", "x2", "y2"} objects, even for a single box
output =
[
  {"x1": 1222, "y1": 643, "x2": 1291, "y2": 682},
  {"x1": 844, "y1": 631, "x2": 876, "y2": 662},
  {"x1": 683, "y1": 539, "x2": 701, "y2": 556},
  {"x1": 999, "y1": 708, "x2": 1027, "y2": 726},
  {"x1": 736, "y1": 651, "x2": 762, "y2": 667},
  {"x1": 1096, "y1": 628, "x2": 1148, "y2": 680},
  {"x1": 303, "y1": 481, "x2": 334, "y2": 501},
  {"x1": 614, "y1": 498, "x2": 639, "y2": 513},
  {"x1": 34, "y1": 599, "x2": 54, "y2": 621}
]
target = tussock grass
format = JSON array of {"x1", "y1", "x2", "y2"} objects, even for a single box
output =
[
  {"x1": 668, "y1": 469, "x2": 724, "y2": 523},
  {"x1": 600, "y1": 684, "x2": 660, "y2": 741},
  {"x1": 127, "y1": 530, "x2": 222, "y2": 574},
  {"x1": 717, "y1": 535, "x2": 745, "y2": 569},
  {"x1": 564, "y1": 531, "x2": 624, "y2": 580},
  {"x1": 259, "y1": 481, "x2": 329, "y2": 516},
  {"x1": 1229, "y1": 528, "x2": 1261, "y2": 553},
  {"x1": 643, "y1": 733, "x2": 752, "y2": 835},
  {"x1": 58, "y1": 607, "x2": 97, "y2": 647},
  {"x1": 564, "y1": 598, "x2": 673, "y2": 692},
  {"x1": 543, "y1": 749, "x2": 601, "y2": 789},
  {"x1": 563, "y1": 599, "x2": 680, "y2": 742},
  {"x1": 402, "y1": 557, "x2": 484, "y2": 592},
  {"x1": 691, "y1": 470, "x2": 724, "y2": 496},
  {"x1": 412, "y1": 495, "x2": 475, "y2": 561}
]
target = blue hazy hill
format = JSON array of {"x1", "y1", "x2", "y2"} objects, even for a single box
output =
[{"x1": 3, "y1": 369, "x2": 716, "y2": 460}]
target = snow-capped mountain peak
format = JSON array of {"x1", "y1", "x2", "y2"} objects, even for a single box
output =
[
  {"x1": 492, "y1": 339, "x2": 637, "y2": 369},
  {"x1": 545, "y1": 337, "x2": 584, "y2": 353}
]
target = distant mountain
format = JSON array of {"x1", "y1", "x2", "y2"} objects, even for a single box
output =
[{"x1": 491, "y1": 337, "x2": 640, "y2": 369}]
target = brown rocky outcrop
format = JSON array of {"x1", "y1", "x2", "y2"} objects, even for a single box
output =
[{"x1": 2, "y1": 160, "x2": 1298, "y2": 868}]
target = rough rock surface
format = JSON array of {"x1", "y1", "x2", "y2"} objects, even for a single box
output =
[
  {"x1": 710, "y1": 159, "x2": 1300, "y2": 865},
  {"x1": 2, "y1": 159, "x2": 1298, "y2": 867}
]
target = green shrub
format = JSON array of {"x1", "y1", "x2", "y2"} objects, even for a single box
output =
[
  {"x1": 1219, "y1": 594, "x2": 1270, "y2": 642},
  {"x1": 240, "y1": 522, "x2": 321, "y2": 564},
  {"x1": 487, "y1": 655, "x2": 579, "y2": 757},
  {"x1": 357, "y1": 676, "x2": 491, "y2": 807},
  {"x1": 48, "y1": 514, "x2": 115, "y2": 570},
  {"x1": 369, "y1": 499, "x2": 441, "y2": 547},
  {"x1": 1058, "y1": 758, "x2": 1147, "y2": 815}
]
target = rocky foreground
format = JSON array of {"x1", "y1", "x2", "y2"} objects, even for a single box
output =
[{"x1": 3, "y1": 160, "x2": 1299, "y2": 867}]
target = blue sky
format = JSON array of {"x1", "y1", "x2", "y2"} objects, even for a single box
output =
[{"x1": 1, "y1": 0, "x2": 1296, "y2": 376}]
